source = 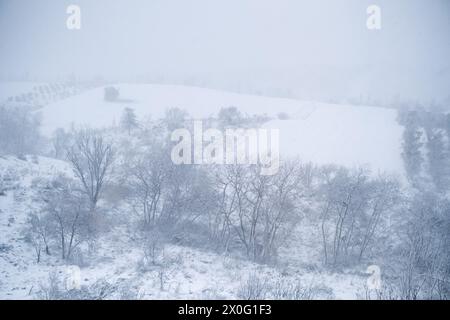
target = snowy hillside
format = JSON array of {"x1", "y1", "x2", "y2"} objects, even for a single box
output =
[
  {"x1": 0, "y1": 156, "x2": 368, "y2": 299},
  {"x1": 1, "y1": 82, "x2": 448, "y2": 301},
  {"x1": 39, "y1": 84, "x2": 405, "y2": 176},
  {"x1": 2, "y1": 0, "x2": 449, "y2": 302}
]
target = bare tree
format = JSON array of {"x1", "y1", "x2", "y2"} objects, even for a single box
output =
[
  {"x1": 129, "y1": 148, "x2": 167, "y2": 227},
  {"x1": 161, "y1": 164, "x2": 216, "y2": 230},
  {"x1": 211, "y1": 162, "x2": 305, "y2": 262},
  {"x1": 357, "y1": 175, "x2": 400, "y2": 261},
  {"x1": 67, "y1": 129, "x2": 115, "y2": 212},
  {"x1": 318, "y1": 166, "x2": 400, "y2": 267},
  {"x1": 45, "y1": 177, "x2": 90, "y2": 260},
  {"x1": 395, "y1": 192, "x2": 450, "y2": 299},
  {"x1": 51, "y1": 128, "x2": 72, "y2": 159},
  {"x1": 25, "y1": 212, "x2": 52, "y2": 262},
  {"x1": 260, "y1": 162, "x2": 305, "y2": 262}
]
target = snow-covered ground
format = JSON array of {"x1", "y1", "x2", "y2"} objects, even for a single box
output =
[
  {"x1": 38, "y1": 84, "x2": 405, "y2": 176},
  {"x1": 0, "y1": 156, "x2": 368, "y2": 300}
]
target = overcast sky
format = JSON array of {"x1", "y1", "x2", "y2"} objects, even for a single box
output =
[{"x1": 1, "y1": 0, "x2": 449, "y2": 103}]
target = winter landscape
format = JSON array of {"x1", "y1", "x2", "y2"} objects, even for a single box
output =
[{"x1": 0, "y1": 0, "x2": 449, "y2": 300}]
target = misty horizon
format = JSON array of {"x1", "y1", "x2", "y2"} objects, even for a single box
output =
[{"x1": 1, "y1": 0, "x2": 449, "y2": 104}]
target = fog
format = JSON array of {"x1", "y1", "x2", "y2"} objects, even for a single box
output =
[
  {"x1": 1, "y1": 1, "x2": 450, "y2": 301},
  {"x1": 1, "y1": 0, "x2": 449, "y2": 104}
]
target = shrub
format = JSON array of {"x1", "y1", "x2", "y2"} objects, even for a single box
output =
[
  {"x1": 277, "y1": 112, "x2": 290, "y2": 120},
  {"x1": 37, "y1": 272, "x2": 115, "y2": 300},
  {"x1": 104, "y1": 87, "x2": 119, "y2": 102},
  {"x1": 237, "y1": 273, "x2": 270, "y2": 300}
]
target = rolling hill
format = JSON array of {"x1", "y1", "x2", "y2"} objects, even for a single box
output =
[{"x1": 39, "y1": 84, "x2": 405, "y2": 176}]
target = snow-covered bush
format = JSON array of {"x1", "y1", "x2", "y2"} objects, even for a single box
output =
[
  {"x1": 104, "y1": 86, "x2": 119, "y2": 102},
  {"x1": 0, "y1": 244, "x2": 13, "y2": 253},
  {"x1": 37, "y1": 272, "x2": 115, "y2": 300},
  {"x1": 271, "y1": 279, "x2": 316, "y2": 300},
  {"x1": 162, "y1": 107, "x2": 188, "y2": 131},
  {"x1": 24, "y1": 212, "x2": 52, "y2": 263},
  {"x1": 237, "y1": 273, "x2": 270, "y2": 300},
  {"x1": 238, "y1": 274, "x2": 328, "y2": 300},
  {"x1": 0, "y1": 167, "x2": 19, "y2": 194},
  {"x1": 118, "y1": 282, "x2": 144, "y2": 300},
  {"x1": 137, "y1": 231, "x2": 166, "y2": 272},
  {"x1": 30, "y1": 176, "x2": 53, "y2": 190},
  {"x1": 217, "y1": 106, "x2": 244, "y2": 128},
  {"x1": 0, "y1": 105, "x2": 42, "y2": 156},
  {"x1": 0, "y1": 173, "x2": 5, "y2": 196},
  {"x1": 277, "y1": 112, "x2": 290, "y2": 120},
  {"x1": 51, "y1": 128, "x2": 73, "y2": 159}
]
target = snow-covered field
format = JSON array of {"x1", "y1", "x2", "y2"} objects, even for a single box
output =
[{"x1": 39, "y1": 84, "x2": 404, "y2": 176}]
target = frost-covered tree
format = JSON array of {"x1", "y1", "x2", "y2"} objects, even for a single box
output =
[
  {"x1": 128, "y1": 146, "x2": 168, "y2": 227},
  {"x1": 163, "y1": 107, "x2": 188, "y2": 131},
  {"x1": 47, "y1": 179, "x2": 90, "y2": 260},
  {"x1": 318, "y1": 166, "x2": 400, "y2": 267},
  {"x1": 401, "y1": 111, "x2": 424, "y2": 183},
  {"x1": 25, "y1": 212, "x2": 52, "y2": 263},
  {"x1": 51, "y1": 128, "x2": 72, "y2": 159},
  {"x1": 426, "y1": 129, "x2": 450, "y2": 190},
  {"x1": 29, "y1": 177, "x2": 91, "y2": 261},
  {"x1": 218, "y1": 106, "x2": 243, "y2": 128},
  {"x1": 210, "y1": 162, "x2": 305, "y2": 262},
  {"x1": 126, "y1": 137, "x2": 214, "y2": 232},
  {"x1": 120, "y1": 107, "x2": 138, "y2": 135},
  {"x1": 395, "y1": 192, "x2": 450, "y2": 299},
  {"x1": 0, "y1": 105, "x2": 42, "y2": 156}
]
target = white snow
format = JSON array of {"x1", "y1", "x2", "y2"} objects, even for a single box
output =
[
  {"x1": 264, "y1": 105, "x2": 404, "y2": 176},
  {"x1": 39, "y1": 84, "x2": 405, "y2": 176}
]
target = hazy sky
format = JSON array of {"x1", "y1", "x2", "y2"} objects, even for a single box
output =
[{"x1": 0, "y1": 0, "x2": 449, "y2": 102}]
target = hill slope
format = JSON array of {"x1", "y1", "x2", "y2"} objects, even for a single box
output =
[
  {"x1": 0, "y1": 156, "x2": 366, "y2": 299},
  {"x1": 39, "y1": 84, "x2": 404, "y2": 176}
]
